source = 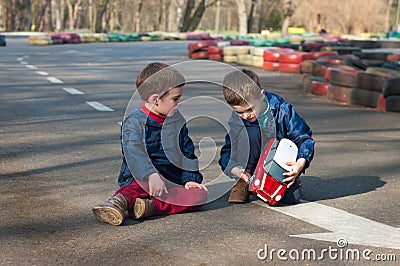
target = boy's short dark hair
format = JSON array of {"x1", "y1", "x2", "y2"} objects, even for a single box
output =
[
  {"x1": 222, "y1": 68, "x2": 262, "y2": 106},
  {"x1": 136, "y1": 62, "x2": 185, "y2": 101}
]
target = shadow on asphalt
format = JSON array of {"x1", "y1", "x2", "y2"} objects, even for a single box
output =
[{"x1": 301, "y1": 175, "x2": 386, "y2": 201}]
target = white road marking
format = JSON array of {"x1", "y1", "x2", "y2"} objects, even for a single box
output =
[
  {"x1": 20, "y1": 61, "x2": 28, "y2": 65},
  {"x1": 46, "y1": 77, "x2": 64, "y2": 84},
  {"x1": 36, "y1": 71, "x2": 49, "y2": 76},
  {"x1": 17, "y1": 57, "x2": 23, "y2": 61},
  {"x1": 253, "y1": 200, "x2": 400, "y2": 249},
  {"x1": 63, "y1": 87, "x2": 84, "y2": 95},
  {"x1": 118, "y1": 122, "x2": 122, "y2": 126},
  {"x1": 86, "y1": 101, "x2": 114, "y2": 112},
  {"x1": 25, "y1": 65, "x2": 38, "y2": 70}
]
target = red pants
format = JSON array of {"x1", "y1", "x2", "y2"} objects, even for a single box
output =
[{"x1": 114, "y1": 180, "x2": 208, "y2": 216}]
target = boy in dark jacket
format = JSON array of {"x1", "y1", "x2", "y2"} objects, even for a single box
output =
[
  {"x1": 219, "y1": 69, "x2": 314, "y2": 204},
  {"x1": 93, "y1": 62, "x2": 208, "y2": 225}
]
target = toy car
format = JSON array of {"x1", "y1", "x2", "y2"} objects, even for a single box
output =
[{"x1": 247, "y1": 138, "x2": 298, "y2": 205}]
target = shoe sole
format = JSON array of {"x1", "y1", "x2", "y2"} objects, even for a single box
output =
[
  {"x1": 133, "y1": 198, "x2": 147, "y2": 219},
  {"x1": 92, "y1": 206, "x2": 124, "y2": 226}
]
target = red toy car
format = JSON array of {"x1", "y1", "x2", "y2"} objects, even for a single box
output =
[{"x1": 248, "y1": 138, "x2": 298, "y2": 205}]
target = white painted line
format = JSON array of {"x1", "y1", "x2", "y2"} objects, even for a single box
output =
[
  {"x1": 25, "y1": 65, "x2": 38, "y2": 70},
  {"x1": 86, "y1": 101, "x2": 114, "y2": 112},
  {"x1": 118, "y1": 122, "x2": 122, "y2": 126},
  {"x1": 63, "y1": 87, "x2": 84, "y2": 95},
  {"x1": 36, "y1": 71, "x2": 49, "y2": 76},
  {"x1": 20, "y1": 61, "x2": 28, "y2": 65},
  {"x1": 17, "y1": 57, "x2": 23, "y2": 61},
  {"x1": 253, "y1": 200, "x2": 400, "y2": 249},
  {"x1": 46, "y1": 77, "x2": 64, "y2": 84}
]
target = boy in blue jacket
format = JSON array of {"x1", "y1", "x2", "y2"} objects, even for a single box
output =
[
  {"x1": 219, "y1": 69, "x2": 314, "y2": 204},
  {"x1": 93, "y1": 62, "x2": 208, "y2": 225}
]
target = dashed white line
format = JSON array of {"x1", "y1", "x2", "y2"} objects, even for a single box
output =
[
  {"x1": 46, "y1": 77, "x2": 64, "y2": 84},
  {"x1": 86, "y1": 101, "x2": 114, "y2": 112},
  {"x1": 63, "y1": 87, "x2": 84, "y2": 95},
  {"x1": 25, "y1": 65, "x2": 38, "y2": 69},
  {"x1": 20, "y1": 61, "x2": 28, "y2": 65},
  {"x1": 36, "y1": 71, "x2": 49, "y2": 76}
]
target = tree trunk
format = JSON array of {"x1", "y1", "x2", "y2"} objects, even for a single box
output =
[
  {"x1": 95, "y1": 0, "x2": 110, "y2": 33},
  {"x1": 247, "y1": 0, "x2": 257, "y2": 33},
  {"x1": 133, "y1": 0, "x2": 143, "y2": 32},
  {"x1": 89, "y1": 0, "x2": 93, "y2": 32},
  {"x1": 158, "y1": 0, "x2": 163, "y2": 31},
  {"x1": 187, "y1": 0, "x2": 205, "y2": 31},
  {"x1": 214, "y1": 0, "x2": 221, "y2": 32},
  {"x1": 384, "y1": 0, "x2": 392, "y2": 33},
  {"x1": 236, "y1": 0, "x2": 247, "y2": 35},
  {"x1": 181, "y1": 0, "x2": 195, "y2": 31},
  {"x1": 281, "y1": 0, "x2": 293, "y2": 36},
  {"x1": 55, "y1": 0, "x2": 62, "y2": 31},
  {"x1": 4, "y1": 0, "x2": 15, "y2": 31}
]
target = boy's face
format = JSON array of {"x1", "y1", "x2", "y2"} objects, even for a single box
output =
[
  {"x1": 231, "y1": 92, "x2": 264, "y2": 123},
  {"x1": 154, "y1": 86, "x2": 183, "y2": 116}
]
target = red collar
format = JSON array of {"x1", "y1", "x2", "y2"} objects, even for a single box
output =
[{"x1": 141, "y1": 102, "x2": 167, "y2": 125}]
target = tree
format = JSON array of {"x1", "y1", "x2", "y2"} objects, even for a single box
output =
[
  {"x1": 236, "y1": 0, "x2": 247, "y2": 35},
  {"x1": 94, "y1": 0, "x2": 110, "y2": 33},
  {"x1": 66, "y1": 0, "x2": 81, "y2": 29},
  {"x1": 281, "y1": 0, "x2": 293, "y2": 36}
]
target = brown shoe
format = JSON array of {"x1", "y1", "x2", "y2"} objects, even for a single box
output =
[
  {"x1": 133, "y1": 198, "x2": 155, "y2": 219},
  {"x1": 228, "y1": 179, "x2": 249, "y2": 203},
  {"x1": 92, "y1": 194, "x2": 128, "y2": 226}
]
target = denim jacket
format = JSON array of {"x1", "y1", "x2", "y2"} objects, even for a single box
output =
[
  {"x1": 118, "y1": 109, "x2": 203, "y2": 187},
  {"x1": 219, "y1": 90, "x2": 315, "y2": 178}
]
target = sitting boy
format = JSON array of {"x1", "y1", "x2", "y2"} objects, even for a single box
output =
[
  {"x1": 93, "y1": 62, "x2": 208, "y2": 225},
  {"x1": 219, "y1": 69, "x2": 315, "y2": 204}
]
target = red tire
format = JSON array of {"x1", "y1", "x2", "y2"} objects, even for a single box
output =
[
  {"x1": 263, "y1": 48, "x2": 294, "y2": 62},
  {"x1": 311, "y1": 81, "x2": 329, "y2": 95},
  {"x1": 209, "y1": 53, "x2": 222, "y2": 61},
  {"x1": 279, "y1": 52, "x2": 307, "y2": 64},
  {"x1": 386, "y1": 54, "x2": 400, "y2": 62},
  {"x1": 263, "y1": 61, "x2": 280, "y2": 71},
  {"x1": 327, "y1": 84, "x2": 353, "y2": 104},
  {"x1": 188, "y1": 40, "x2": 217, "y2": 53},
  {"x1": 190, "y1": 51, "x2": 209, "y2": 59},
  {"x1": 279, "y1": 63, "x2": 300, "y2": 73},
  {"x1": 377, "y1": 94, "x2": 386, "y2": 111}
]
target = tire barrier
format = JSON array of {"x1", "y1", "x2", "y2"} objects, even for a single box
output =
[
  {"x1": 356, "y1": 72, "x2": 393, "y2": 92},
  {"x1": 327, "y1": 84, "x2": 353, "y2": 104},
  {"x1": 29, "y1": 35, "x2": 53, "y2": 45},
  {"x1": 303, "y1": 76, "x2": 328, "y2": 94},
  {"x1": 385, "y1": 95, "x2": 400, "y2": 112},
  {"x1": 377, "y1": 94, "x2": 386, "y2": 111},
  {"x1": 382, "y1": 77, "x2": 400, "y2": 97},
  {"x1": 328, "y1": 68, "x2": 359, "y2": 87},
  {"x1": 349, "y1": 88, "x2": 381, "y2": 108}
]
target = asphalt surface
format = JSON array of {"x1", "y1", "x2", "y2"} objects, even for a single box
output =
[{"x1": 0, "y1": 37, "x2": 399, "y2": 265}]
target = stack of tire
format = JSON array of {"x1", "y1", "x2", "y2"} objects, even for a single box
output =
[
  {"x1": 278, "y1": 51, "x2": 338, "y2": 74},
  {"x1": 188, "y1": 40, "x2": 217, "y2": 59},
  {"x1": 263, "y1": 48, "x2": 294, "y2": 71},
  {"x1": 301, "y1": 55, "x2": 356, "y2": 96},
  {"x1": 29, "y1": 35, "x2": 53, "y2": 46},
  {"x1": 60, "y1": 32, "x2": 81, "y2": 43},
  {"x1": 47, "y1": 33, "x2": 64, "y2": 44},
  {"x1": 207, "y1": 41, "x2": 229, "y2": 61},
  {"x1": 186, "y1": 32, "x2": 212, "y2": 41},
  {"x1": 250, "y1": 47, "x2": 266, "y2": 68},
  {"x1": 223, "y1": 45, "x2": 253, "y2": 64},
  {"x1": 381, "y1": 76, "x2": 400, "y2": 112}
]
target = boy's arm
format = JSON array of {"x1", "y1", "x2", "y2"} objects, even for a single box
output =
[
  {"x1": 179, "y1": 124, "x2": 203, "y2": 185},
  {"x1": 279, "y1": 101, "x2": 315, "y2": 171},
  {"x1": 122, "y1": 115, "x2": 158, "y2": 181},
  {"x1": 218, "y1": 133, "x2": 245, "y2": 180}
]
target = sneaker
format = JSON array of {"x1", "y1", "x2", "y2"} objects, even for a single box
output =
[
  {"x1": 228, "y1": 179, "x2": 250, "y2": 203},
  {"x1": 92, "y1": 194, "x2": 128, "y2": 226},
  {"x1": 133, "y1": 198, "x2": 155, "y2": 219}
]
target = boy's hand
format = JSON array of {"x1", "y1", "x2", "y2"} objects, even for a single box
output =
[
  {"x1": 282, "y1": 158, "x2": 306, "y2": 188},
  {"x1": 147, "y1": 173, "x2": 168, "y2": 197},
  {"x1": 231, "y1": 167, "x2": 251, "y2": 183},
  {"x1": 184, "y1": 181, "x2": 208, "y2": 192}
]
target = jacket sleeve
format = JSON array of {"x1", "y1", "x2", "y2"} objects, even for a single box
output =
[
  {"x1": 218, "y1": 118, "x2": 244, "y2": 179},
  {"x1": 277, "y1": 100, "x2": 315, "y2": 171},
  {"x1": 121, "y1": 114, "x2": 158, "y2": 181},
  {"x1": 178, "y1": 124, "x2": 203, "y2": 184}
]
